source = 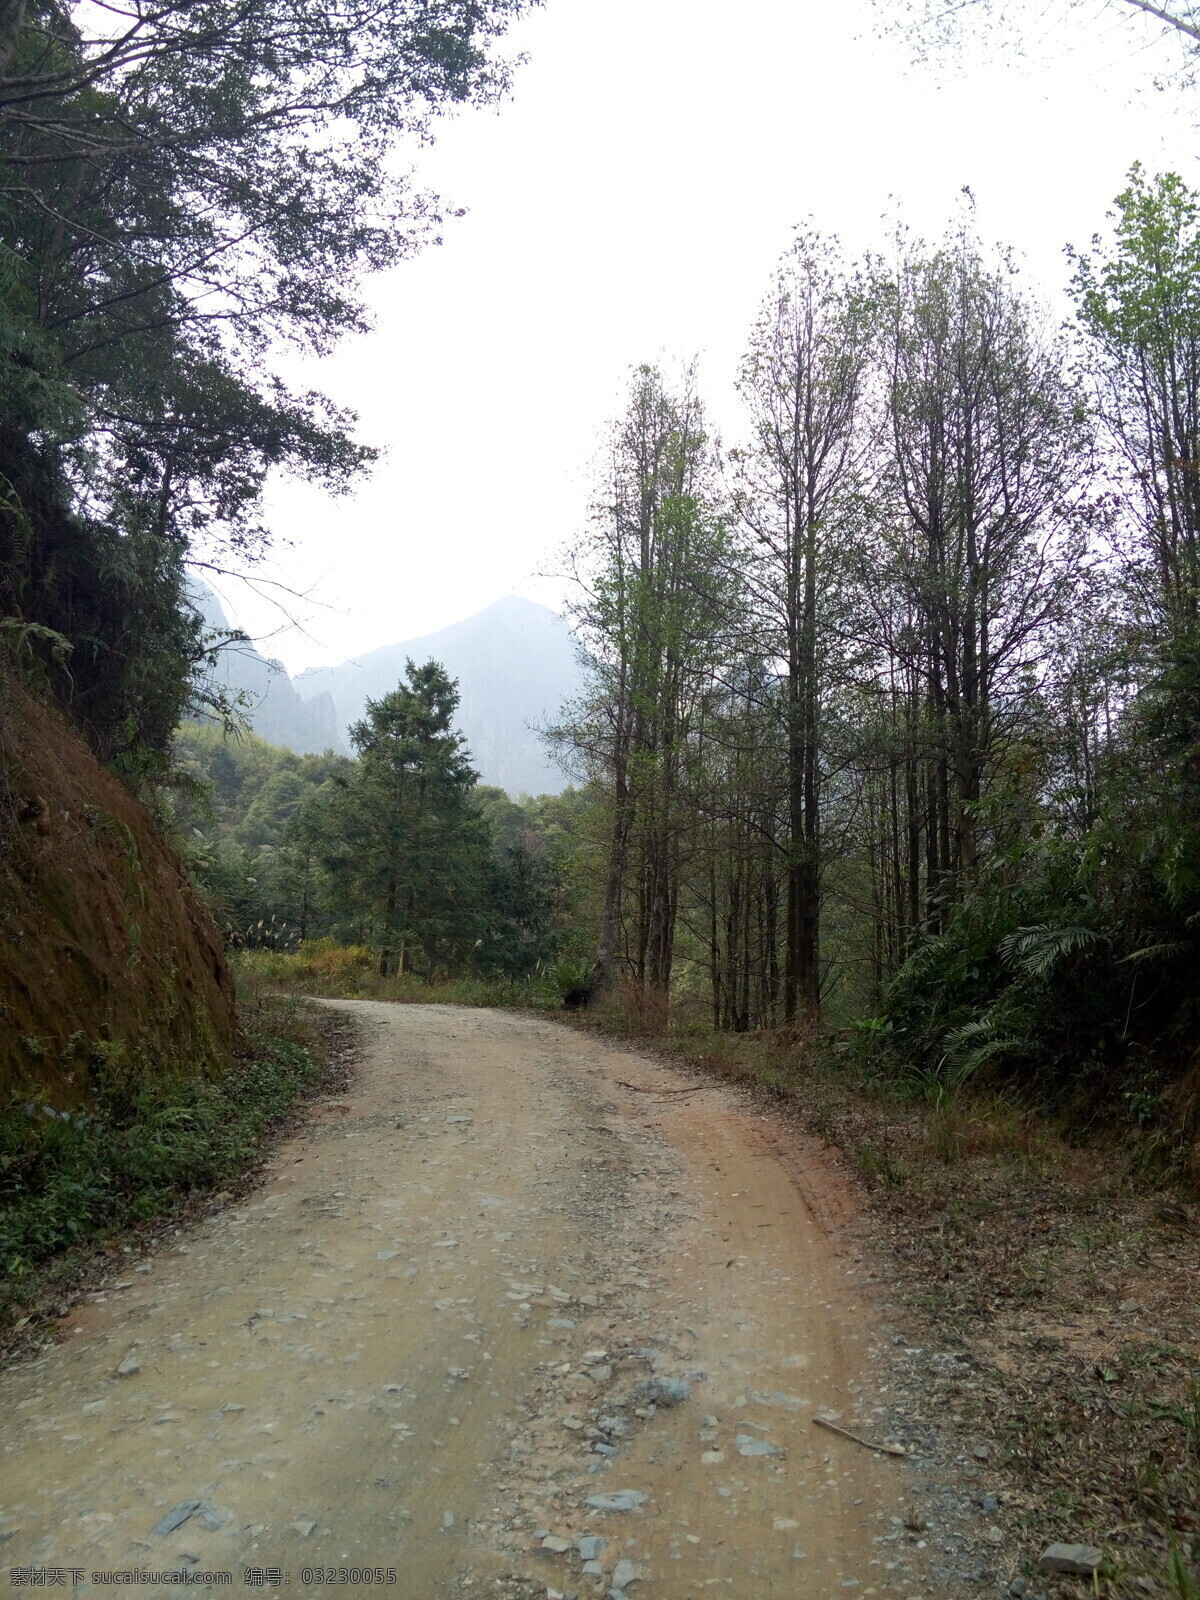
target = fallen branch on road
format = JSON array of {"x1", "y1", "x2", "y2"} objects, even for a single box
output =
[
  {"x1": 617, "y1": 1080, "x2": 704, "y2": 1096},
  {"x1": 813, "y1": 1415, "x2": 908, "y2": 1457}
]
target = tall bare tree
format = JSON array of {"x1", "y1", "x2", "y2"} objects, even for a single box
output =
[
  {"x1": 869, "y1": 230, "x2": 1088, "y2": 904},
  {"x1": 556, "y1": 365, "x2": 728, "y2": 1006},
  {"x1": 1073, "y1": 168, "x2": 1200, "y2": 632},
  {"x1": 734, "y1": 231, "x2": 872, "y2": 1020}
]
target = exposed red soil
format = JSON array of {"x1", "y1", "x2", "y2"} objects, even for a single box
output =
[{"x1": 0, "y1": 670, "x2": 235, "y2": 1096}]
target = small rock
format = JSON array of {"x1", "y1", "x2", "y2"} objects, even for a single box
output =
[
  {"x1": 576, "y1": 1537, "x2": 605, "y2": 1561},
  {"x1": 441, "y1": 1511, "x2": 455, "y2": 1529},
  {"x1": 585, "y1": 1490, "x2": 646, "y2": 1512},
  {"x1": 700, "y1": 1450, "x2": 724, "y2": 1464},
  {"x1": 972, "y1": 1443, "x2": 990, "y2": 1461},
  {"x1": 562, "y1": 1414, "x2": 585, "y2": 1431},
  {"x1": 116, "y1": 1353, "x2": 142, "y2": 1378},
  {"x1": 218, "y1": 1402, "x2": 245, "y2": 1413},
  {"x1": 984, "y1": 1525, "x2": 1003, "y2": 1544},
  {"x1": 582, "y1": 1349, "x2": 609, "y2": 1363},
  {"x1": 980, "y1": 1495, "x2": 1000, "y2": 1512},
  {"x1": 593, "y1": 1442, "x2": 617, "y2": 1457},
  {"x1": 291, "y1": 1519, "x2": 317, "y2": 1539},
  {"x1": 1038, "y1": 1543, "x2": 1103, "y2": 1576},
  {"x1": 582, "y1": 1563, "x2": 603, "y2": 1578},
  {"x1": 635, "y1": 1376, "x2": 690, "y2": 1407},
  {"x1": 734, "y1": 1433, "x2": 780, "y2": 1457},
  {"x1": 1009, "y1": 1581, "x2": 1029, "y2": 1597},
  {"x1": 151, "y1": 1502, "x2": 201, "y2": 1536},
  {"x1": 541, "y1": 1536, "x2": 572, "y2": 1554},
  {"x1": 611, "y1": 1559, "x2": 639, "y2": 1589}
]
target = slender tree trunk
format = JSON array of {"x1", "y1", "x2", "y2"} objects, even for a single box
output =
[
  {"x1": 379, "y1": 867, "x2": 398, "y2": 977},
  {"x1": 592, "y1": 759, "x2": 632, "y2": 998}
]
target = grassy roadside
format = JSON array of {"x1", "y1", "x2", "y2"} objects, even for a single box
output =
[
  {"x1": 568, "y1": 993, "x2": 1200, "y2": 1600},
  {"x1": 232, "y1": 940, "x2": 560, "y2": 1009},
  {"x1": 0, "y1": 992, "x2": 355, "y2": 1359}
]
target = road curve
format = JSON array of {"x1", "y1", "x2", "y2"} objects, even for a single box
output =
[{"x1": 0, "y1": 1003, "x2": 930, "y2": 1598}]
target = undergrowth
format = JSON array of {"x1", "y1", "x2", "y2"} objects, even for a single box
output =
[
  {"x1": 0, "y1": 996, "x2": 325, "y2": 1321},
  {"x1": 234, "y1": 938, "x2": 564, "y2": 1010}
]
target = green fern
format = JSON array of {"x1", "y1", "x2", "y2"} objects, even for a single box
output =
[
  {"x1": 1116, "y1": 940, "x2": 1188, "y2": 965},
  {"x1": 942, "y1": 1012, "x2": 1028, "y2": 1080},
  {"x1": 998, "y1": 923, "x2": 1104, "y2": 977}
]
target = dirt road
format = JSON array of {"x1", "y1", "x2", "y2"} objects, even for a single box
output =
[{"x1": 0, "y1": 1003, "x2": 931, "y2": 1598}]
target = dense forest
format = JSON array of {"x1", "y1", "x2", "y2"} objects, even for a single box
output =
[{"x1": 545, "y1": 183, "x2": 1200, "y2": 1135}]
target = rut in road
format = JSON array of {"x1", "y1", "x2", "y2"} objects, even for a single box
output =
[{"x1": 0, "y1": 1003, "x2": 931, "y2": 1598}]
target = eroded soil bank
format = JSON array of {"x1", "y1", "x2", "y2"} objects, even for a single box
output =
[{"x1": 0, "y1": 1003, "x2": 956, "y2": 1598}]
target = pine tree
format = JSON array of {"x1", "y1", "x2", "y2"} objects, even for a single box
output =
[{"x1": 329, "y1": 661, "x2": 485, "y2": 978}]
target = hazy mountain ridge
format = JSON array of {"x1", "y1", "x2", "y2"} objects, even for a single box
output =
[
  {"x1": 191, "y1": 585, "x2": 580, "y2": 794},
  {"x1": 190, "y1": 584, "x2": 343, "y2": 756},
  {"x1": 296, "y1": 595, "x2": 580, "y2": 796}
]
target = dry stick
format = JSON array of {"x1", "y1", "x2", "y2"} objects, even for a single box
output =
[
  {"x1": 813, "y1": 1415, "x2": 908, "y2": 1458},
  {"x1": 616, "y1": 1080, "x2": 704, "y2": 1096}
]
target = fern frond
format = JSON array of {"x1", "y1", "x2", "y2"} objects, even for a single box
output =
[
  {"x1": 1116, "y1": 941, "x2": 1187, "y2": 964},
  {"x1": 998, "y1": 923, "x2": 1103, "y2": 977}
]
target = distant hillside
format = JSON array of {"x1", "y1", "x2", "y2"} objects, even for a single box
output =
[
  {"x1": 190, "y1": 584, "x2": 342, "y2": 756},
  {"x1": 296, "y1": 596, "x2": 580, "y2": 796}
]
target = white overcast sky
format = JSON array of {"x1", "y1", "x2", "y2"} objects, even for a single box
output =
[{"x1": 212, "y1": 0, "x2": 1196, "y2": 675}]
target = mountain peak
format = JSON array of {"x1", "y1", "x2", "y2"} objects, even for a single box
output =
[{"x1": 192, "y1": 592, "x2": 579, "y2": 794}]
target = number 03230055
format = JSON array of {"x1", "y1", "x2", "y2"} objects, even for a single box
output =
[{"x1": 299, "y1": 1570, "x2": 397, "y2": 1584}]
